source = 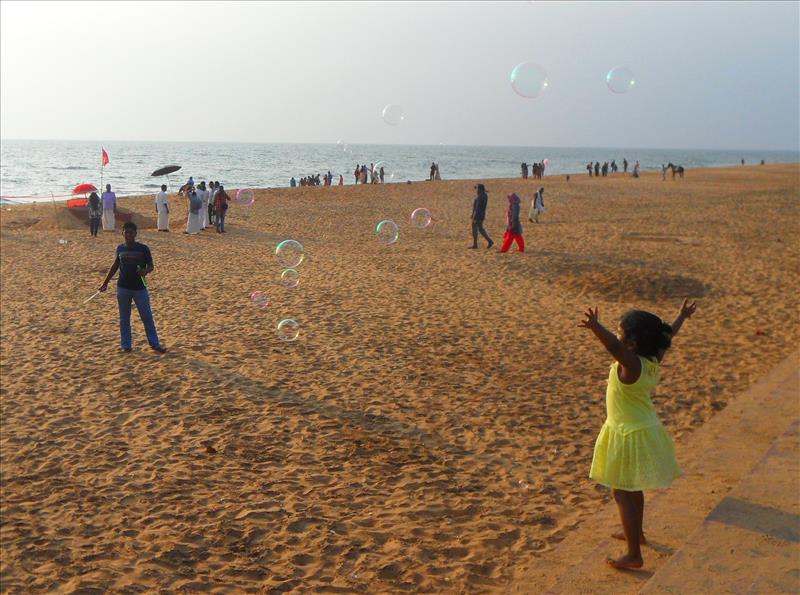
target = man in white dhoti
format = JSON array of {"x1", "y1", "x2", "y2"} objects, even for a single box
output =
[
  {"x1": 198, "y1": 181, "x2": 209, "y2": 229},
  {"x1": 101, "y1": 184, "x2": 117, "y2": 231},
  {"x1": 155, "y1": 185, "x2": 170, "y2": 231},
  {"x1": 185, "y1": 190, "x2": 203, "y2": 234}
]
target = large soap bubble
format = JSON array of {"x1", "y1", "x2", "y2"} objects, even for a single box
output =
[
  {"x1": 236, "y1": 188, "x2": 255, "y2": 206},
  {"x1": 275, "y1": 240, "x2": 304, "y2": 268},
  {"x1": 375, "y1": 220, "x2": 399, "y2": 245},
  {"x1": 281, "y1": 268, "x2": 300, "y2": 289},
  {"x1": 277, "y1": 319, "x2": 300, "y2": 342},
  {"x1": 382, "y1": 104, "x2": 405, "y2": 126},
  {"x1": 510, "y1": 62, "x2": 549, "y2": 99},
  {"x1": 606, "y1": 66, "x2": 636, "y2": 94},
  {"x1": 410, "y1": 208, "x2": 432, "y2": 229}
]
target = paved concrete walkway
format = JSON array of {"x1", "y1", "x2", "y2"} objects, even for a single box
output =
[{"x1": 511, "y1": 350, "x2": 799, "y2": 594}]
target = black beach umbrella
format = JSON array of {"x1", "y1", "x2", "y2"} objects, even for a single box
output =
[{"x1": 151, "y1": 165, "x2": 182, "y2": 191}]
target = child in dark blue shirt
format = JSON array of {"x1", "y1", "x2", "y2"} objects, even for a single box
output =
[{"x1": 99, "y1": 221, "x2": 166, "y2": 353}]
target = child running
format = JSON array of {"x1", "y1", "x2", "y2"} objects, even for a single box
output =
[{"x1": 579, "y1": 299, "x2": 697, "y2": 569}]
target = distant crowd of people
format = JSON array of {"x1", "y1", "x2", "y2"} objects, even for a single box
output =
[{"x1": 521, "y1": 161, "x2": 546, "y2": 179}]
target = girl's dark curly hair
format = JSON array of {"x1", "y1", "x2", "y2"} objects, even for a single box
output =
[{"x1": 620, "y1": 310, "x2": 673, "y2": 360}]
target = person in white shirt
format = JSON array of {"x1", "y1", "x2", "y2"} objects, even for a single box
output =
[
  {"x1": 101, "y1": 184, "x2": 117, "y2": 231},
  {"x1": 198, "y1": 181, "x2": 209, "y2": 229},
  {"x1": 155, "y1": 185, "x2": 170, "y2": 231}
]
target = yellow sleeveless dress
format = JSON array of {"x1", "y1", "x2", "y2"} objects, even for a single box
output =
[{"x1": 590, "y1": 356, "x2": 682, "y2": 491}]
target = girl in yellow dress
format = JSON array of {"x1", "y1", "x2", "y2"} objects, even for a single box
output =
[{"x1": 579, "y1": 299, "x2": 697, "y2": 569}]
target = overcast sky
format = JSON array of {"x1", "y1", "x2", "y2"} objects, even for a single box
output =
[{"x1": 1, "y1": 1, "x2": 798, "y2": 150}]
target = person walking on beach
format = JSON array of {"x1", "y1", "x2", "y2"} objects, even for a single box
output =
[
  {"x1": 338, "y1": 174, "x2": 343, "y2": 186},
  {"x1": 500, "y1": 192, "x2": 524, "y2": 253},
  {"x1": 101, "y1": 184, "x2": 117, "y2": 231},
  {"x1": 155, "y1": 185, "x2": 170, "y2": 232},
  {"x1": 579, "y1": 299, "x2": 696, "y2": 569},
  {"x1": 661, "y1": 164, "x2": 667, "y2": 181},
  {"x1": 98, "y1": 221, "x2": 167, "y2": 354},
  {"x1": 469, "y1": 183, "x2": 493, "y2": 249},
  {"x1": 522, "y1": 163, "x2": 529, "y2": 179},
  {"x1": 594, "y1": 162, "x2": 600, "y2": 177},
  {"x1": 623, "y1": 158, "x2": 628, "y2": 173},
  {"x1": 587, "y1": 163, "x2": 593, "y2": 177},
  {"x1": 430, "y1": 162, "x2": 436, "y2": 181},
  {"x1": 213, "y1": 184, "x2": 231, "y2": 233},
  {"x1": 88, "y1": 191, "x2": 102, "y2": 237},
  {"x1": 529, "y1": 187, "x2": 545, "y2": 223}
]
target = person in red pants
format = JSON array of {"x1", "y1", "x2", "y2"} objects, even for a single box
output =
[{"x1": 500, "y1": 192, "x2": 525, "y2": 253}]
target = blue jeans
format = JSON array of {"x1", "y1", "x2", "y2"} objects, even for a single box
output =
[
  {"x1": 117, "y1": 287, "x2": 161, "y2": 349},
  {"x1": 216, "y1": 209, "x2": 226, "y2": 232}
]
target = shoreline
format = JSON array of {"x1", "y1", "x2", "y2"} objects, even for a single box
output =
[{"x1": 2, "y1": 162, "x2": 797, "y2": 207}]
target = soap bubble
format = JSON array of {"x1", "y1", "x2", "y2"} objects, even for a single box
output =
[
  {"x1": 373, "y1": 161, "x2": 393, "y2": 183},
  {"x1": 249, "y1": 290, "x2": 270, "y2": 308},
  {"x1": 382, "y1": 104, "x2": 405, "y2": 126},
  {"x1": 275, "y1": 240, "x2": 304, "y2": 268},
  {"x1": 281, "y1": 268, "x2": 300, "y2": 288},
  {"x1": 510, "y1": 62, "x2": 549, "y2": 99},
  {"x1": 58, "y1": 239, "x2": 67, "y2": 245},
  {"x1": 375, "y1": 220, "x2": 399, "y2": 245},
  {"x1": 543, "y1": 158, "x2": 550, "y2": 166},
  {"x1": 277, "y1": 319, "x2": 300, "y2": 342},
  {"x1": 410, "y1": 208, "x2": 432, "y2": 229},
  {"x1": 337, "y1": 139, "x2": 350, "y2": 153},
  {"x1": 606, "y1": 66, "x2": 635, "y2": 94},
  {"x1": 236, "y1": 188, "x2": 255, "y2": 206}
]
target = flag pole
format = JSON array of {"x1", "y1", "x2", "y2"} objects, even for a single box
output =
[{"x1": 100, "y1": 149, "x2": 104, "y2": 199}]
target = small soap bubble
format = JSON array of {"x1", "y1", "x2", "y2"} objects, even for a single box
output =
[
  {"x1": 336, "y1": 139, "x2": 350, "y2": 153},
  {"x1": 606, "y1": 66, "x2": 635, "y2": 94},
  {"x1": 543, "y1": 158, "x2": 550, "y2": 166},
  {"x1": 281, "y1": 268, "x2": 300, "y2": 288},
  {"x1": 375, "y1": 220, "x2": 399, "y2": 245},
  {"x1": 410, "y1": 208, "x2": 432, "y2": 229},
  {"x1": 236, "y1": 188, "x2": 255, "y2": 206},
  {"x1": 510, "y1": 62, "x2": 549, "y2": 99},
  {"x1": 249, "y1": 290, "x2": 270, "y2": 308},
  {"x1": 58, "y1": 238, "x2": 67, "y2": 245},
  {"x1": 277, "y1": 319, "x2": 300, "y2": 342},
  {"x1": 381, "y1": 104, "x2": 405, "y2": 126},
  {"x1": 275, "y1": 239, "x2": 304, "y2": 268}
]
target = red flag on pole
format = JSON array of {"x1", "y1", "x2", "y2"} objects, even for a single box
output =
[{"x1": 101, "y1": 147, "x2": 109, "y2": 167}]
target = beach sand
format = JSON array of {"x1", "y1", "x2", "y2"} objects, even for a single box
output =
[{"x1": 1, "y1": 164, "x2": 798, "y2": 592}]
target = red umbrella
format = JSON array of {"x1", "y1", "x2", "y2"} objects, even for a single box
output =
[{"x1": 73, "y1": 183, "x2": 97, "y2": 195}]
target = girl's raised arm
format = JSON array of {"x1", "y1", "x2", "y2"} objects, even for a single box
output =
[
  {"x1": 670, "y1": 299, "x2": 697, "y2": 337},
  {"x1": 579, "y1": 306, "x2": 641, "y2": 378}
]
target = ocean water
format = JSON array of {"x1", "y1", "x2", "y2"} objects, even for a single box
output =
[{"x1": 1, "y1": 139, "x2": 797, "y2": 204}]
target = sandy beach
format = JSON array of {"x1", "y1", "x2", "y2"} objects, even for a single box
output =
[{"x1": 1, "y1": 164, "x2": 798, "y2": 592}]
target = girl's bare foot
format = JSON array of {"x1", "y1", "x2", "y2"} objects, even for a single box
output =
[
  {"x1": 611, "y1": 529, "x2": 646, "y2": 545},
  {"x1": 606, "y1": 553, "x2": 643, "y2": 569}
]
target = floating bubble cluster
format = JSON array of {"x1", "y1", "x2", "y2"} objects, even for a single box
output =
[
  {"x1": 510, "y1": 62, "x2": 549, "y2": 99},
  {"x1": 275, "y1": 239, "x2": 305, "y2": 269},
  {"x1": 606, "y1": 67, "x2": 636, "y2": 94}
]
